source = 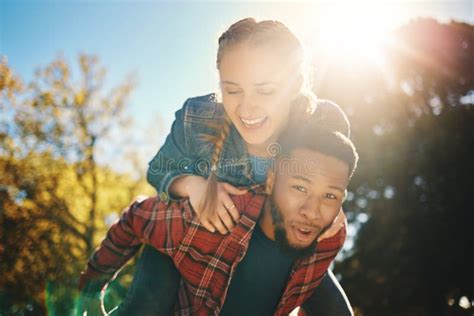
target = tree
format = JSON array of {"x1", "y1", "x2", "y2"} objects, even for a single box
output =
[
  {"x1": 0, "y1": 55, "x2": 153, "y2": 314},
  {"x1": 312, "y1": 19, "x2": 474, "y2": 315}
]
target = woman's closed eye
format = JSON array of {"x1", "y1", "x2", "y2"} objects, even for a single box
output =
[
  {"x1": 258, "y1": 89, "x2": 275, "y2": 95},
  {"x1": 226, "y1": 89, "x2": 242, "y2": 95}
]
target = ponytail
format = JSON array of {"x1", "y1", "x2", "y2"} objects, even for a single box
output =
[{"x1": 198, "y1": 114, "x2": 232, "y2": 220}]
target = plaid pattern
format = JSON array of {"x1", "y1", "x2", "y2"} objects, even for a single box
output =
[{"x1": 79, "y1": 191, "x2": 346, "y2": 315}]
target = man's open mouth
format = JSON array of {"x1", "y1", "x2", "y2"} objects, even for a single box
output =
[{"x1": 291, "y1": 225, "x2": 317, "y2": 242}]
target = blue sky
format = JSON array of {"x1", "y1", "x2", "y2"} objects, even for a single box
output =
[{"x1": 1, "y1": 0, "x2": 473, "y2": 173}]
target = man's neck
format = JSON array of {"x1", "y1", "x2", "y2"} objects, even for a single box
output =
[{"x1": 258, "y1": 198, "x2": 275, "y2": 241}]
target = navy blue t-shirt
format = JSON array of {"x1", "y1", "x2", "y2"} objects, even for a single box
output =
[{"x1": 220, "y1": 223, "x2": 294, "y2": 316}]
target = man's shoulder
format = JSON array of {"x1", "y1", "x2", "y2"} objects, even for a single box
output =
[
  {"x1": 182, "y1": 93, "x2": 225, "y2": 120},
  {"x1": 230, "y1": 190, "x2": 267, "y2": 220},
  {"x1": 130, "y1": 195, "x2": 187, "y2": 219}
]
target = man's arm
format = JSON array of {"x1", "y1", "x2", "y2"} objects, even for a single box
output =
[
  {"x1": 298, "y1": 270, "x2": 353, "y2": 316},
  {"x1": 78, "y1": 196, "x2": 179, "y2": 297},
  {"x1": 299, "y1": 225, "x2": 352, "y2": 316}
]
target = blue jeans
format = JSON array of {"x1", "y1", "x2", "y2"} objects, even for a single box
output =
[
  {"x1": 119, "y1": 245, "x2": 353, "y2": 315},
  {"x1": 117, "y1": 246, "x2": 180, "y2": 316}
]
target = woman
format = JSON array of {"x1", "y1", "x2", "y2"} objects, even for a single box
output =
[{"x1": 123, "y1": 18, "x2": 352, "y2": 315}]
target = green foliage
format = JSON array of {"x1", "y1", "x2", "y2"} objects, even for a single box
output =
[
  {"x1": 1, "y1": 18, "x2": 472, "y2": 315},
  {"x1": 0, "y1": 55, "x2": 153, "y2": 314}
]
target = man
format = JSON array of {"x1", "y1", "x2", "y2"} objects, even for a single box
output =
[{"x1": 77, "y1": 122, "x2": 358, "y2": 315}]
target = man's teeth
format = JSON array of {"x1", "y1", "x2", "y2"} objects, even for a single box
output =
[{"x1": 241, "y1": 117, "x2": 265, "y2": 125}]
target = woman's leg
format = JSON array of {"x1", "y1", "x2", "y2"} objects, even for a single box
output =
[
  {"x1": 117, "y1": 245, "x2": 180, "y2": 316},
  {"x1": 301, "y1": 270, "x2": 353, "y2": 316}
]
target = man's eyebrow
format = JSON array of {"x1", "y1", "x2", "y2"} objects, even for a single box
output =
[
  {"x1": 291, "y1": 175, "x2": 312, "y2": 183},
  {"x1": 329, "y1": 185, "x2": 345, "y2": 194}
]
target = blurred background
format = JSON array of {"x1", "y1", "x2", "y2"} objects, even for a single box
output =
[{"x1": 1, "y1": 1, "x2": 473, "y2": 315}]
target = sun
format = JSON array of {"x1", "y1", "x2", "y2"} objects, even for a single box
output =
[
  {"x1": 305, "y1": 1, "x2": 406, "y2": 64},
  {"x1": 317, "y1": 14, "x2": 386, "y2": 62}
]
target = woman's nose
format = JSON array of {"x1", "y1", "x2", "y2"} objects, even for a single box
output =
[{"x1": 239, "y1": 93, "x2": 259, "y2": 113}]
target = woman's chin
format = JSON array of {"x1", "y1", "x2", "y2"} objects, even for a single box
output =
[
  {"x1": 240, "y1": 129, "x2": 274, "y2": 147},
  {"x1": 236, "y1": 121, "x2": 274, "y2": 145}
]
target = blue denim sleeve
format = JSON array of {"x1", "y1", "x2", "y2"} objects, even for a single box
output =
[{"x1": 146, "y1": 101, "x2": 194, "y2": 201}]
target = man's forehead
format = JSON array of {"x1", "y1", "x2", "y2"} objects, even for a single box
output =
[{"x1": 277, "y1": 148, "x2": 350, "y2": 184}]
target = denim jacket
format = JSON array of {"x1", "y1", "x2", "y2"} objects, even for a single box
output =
[
  {"x1": 147, "y1": 93, "x2": 257, "y2": 201},
  {"x1": 146, "y1": 93, "x2": 350, "y2": 201}
]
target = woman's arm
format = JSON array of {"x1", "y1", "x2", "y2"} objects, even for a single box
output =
[
  {"x1": 146, "y1": 100, "x2": 195, "y2": 200},
  {"x1": 146, "y1": 95, "x2": 247, "y2": 234}
]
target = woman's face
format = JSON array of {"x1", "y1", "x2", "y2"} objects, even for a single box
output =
[{"x1": 218, "y1": 43, "x2": 301, "y2": 152}]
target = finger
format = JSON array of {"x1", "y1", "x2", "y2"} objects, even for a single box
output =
[
  {"x1": 318, "y1": 224, "x2": 335, "y2": 242},
  {"x1": 217, "y1": 205, "x2": 235, "y2": 231},
  {"x1": 211, "y1": 216, "x2": 229, "y2": 235},
  {"x1": 222, "y1": 194, "x2": 240, "y2": 222},
  {"x1": 340, "y1": 207, "x2": 348, "y2": 225},
  {"x1": 330, "y1": 209, "x2": 346, "y2": 231},
  {"x1": 317, "y1": 230, "x2": 331, "y2": 242},
  {"x1": 317, "y1": 220, "x2": 344, "y2": 242},
  {"x1": 222, "y1": 182, "x2": 248, "y2": 195},
  {"x1": 199, "y1": 218, "x2": 216, "y2": 233}
]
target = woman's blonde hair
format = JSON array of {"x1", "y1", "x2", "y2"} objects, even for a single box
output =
[{"x1": 199, "y1": 17, "x2": 315, "y2": 221}]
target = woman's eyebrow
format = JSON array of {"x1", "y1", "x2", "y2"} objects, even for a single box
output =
[
  {"x1": 254, "y1": 81, "x2": 276, "y2": 86},
  {"x1": 220, "y1": 81, "x2": 239, "y2": 85}
]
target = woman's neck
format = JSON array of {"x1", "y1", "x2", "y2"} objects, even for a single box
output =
[{"x1": 246, "y1": 141, "x2": 273, "y2": 157}]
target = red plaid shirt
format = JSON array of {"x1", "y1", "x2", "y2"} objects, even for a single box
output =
[{"x1": 79, "y1": 191, "x2": 346, "y2": 315}]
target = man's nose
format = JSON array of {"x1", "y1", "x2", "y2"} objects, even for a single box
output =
[{"x1": 299, "y1": 195, "x2": 321, "y2": 221}]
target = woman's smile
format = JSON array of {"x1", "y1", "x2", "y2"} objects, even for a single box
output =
[{"x1": 239, "y1": 116, "x2": 269, "y2": 130}]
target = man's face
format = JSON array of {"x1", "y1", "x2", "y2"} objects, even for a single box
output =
[{"x1": 270, "y1": 148, "x2": 349, "y2": 258}]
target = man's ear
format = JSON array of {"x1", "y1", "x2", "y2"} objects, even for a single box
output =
[
  {"x1": 265, "y1": 168, "x2": 275, "y2": 195},
  {"x1": 342, "y1": 189, "x2": 348, "y2": 202}
]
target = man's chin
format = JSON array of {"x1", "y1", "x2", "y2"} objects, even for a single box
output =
[
  {"x1": 274, "y1": 227, "x2": 318, "y2": 259},
  {"x1": 288, "y1": 240, "x2": 315, "y2": 251}
]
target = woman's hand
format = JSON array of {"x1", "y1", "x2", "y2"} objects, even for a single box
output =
[
  {"x1": 317, "y1": 207, "x2": 347, "y2": 242},
  {"x1": 170, "y1": 175, "x2": 248, "y2": 234}
]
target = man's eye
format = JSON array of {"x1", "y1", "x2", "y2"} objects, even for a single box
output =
[
  {"x1": 324, "y1": 193, "x2": 337, "y2": 200},
  {"x1": 292, "y1": 185, "x2": 307, "y2": 193}
]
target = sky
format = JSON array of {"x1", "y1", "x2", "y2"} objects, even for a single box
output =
[{"x1": 1, "y1": 0, "x2": 473, "y2": 173}]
